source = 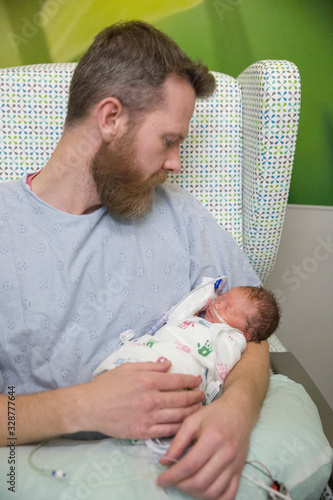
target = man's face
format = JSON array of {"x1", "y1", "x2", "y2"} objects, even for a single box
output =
[{"x1": 91, "y1": 74, "x2": 196, "y2": 218}]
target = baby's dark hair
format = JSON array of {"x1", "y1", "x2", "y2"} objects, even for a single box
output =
[{"x1": 242, "y1": 286, "x2": 281, "y2": 342}]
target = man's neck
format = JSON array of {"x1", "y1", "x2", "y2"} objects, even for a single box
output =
[{"x1": 30, "y1": 125, "x2": 103, "y2": 215}]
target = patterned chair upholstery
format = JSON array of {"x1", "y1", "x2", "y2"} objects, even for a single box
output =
[{"x1": 0, "y1": 60, "x2": 301, "y2": 284}]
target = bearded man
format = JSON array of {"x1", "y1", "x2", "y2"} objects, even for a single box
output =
[{"x1": 0, "y1": 21, "x2": 269, "y2": 500}]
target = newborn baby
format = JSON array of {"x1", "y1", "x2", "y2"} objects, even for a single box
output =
[{"x1": 94, "y1": 286, "x2": 280, "y2": 394}]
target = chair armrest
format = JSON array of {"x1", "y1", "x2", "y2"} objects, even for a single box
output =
[
  {"x1": 270, "y1": 352, "x2": 333, "y2": 449},
  {"x1": 237, "y1": 60, "x2": 301, "y2": 283}
]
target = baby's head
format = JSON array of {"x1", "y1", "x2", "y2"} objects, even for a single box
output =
[{"x1": 205, "y1": 286, "x2": 281, "y2": 342}]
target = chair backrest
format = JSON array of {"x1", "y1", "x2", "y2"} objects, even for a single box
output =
[
  {"x1": 171, "y1": 71, "x2": 243, "y2": 247},
  {"x1": 0, "y1": 61, "x2": 301, "y2": 282},
  {"x1": 237, "y1": 60, "x2": 300, "y2": 282}
]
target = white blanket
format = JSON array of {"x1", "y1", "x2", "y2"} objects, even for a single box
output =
[{"x1": 94, "y1": 315, "x2": 246, "y2": 392}]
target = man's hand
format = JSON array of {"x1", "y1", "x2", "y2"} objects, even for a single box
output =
[
  {"x1": 156, "y1": 397, "x2": 249, "y2": 499},
  {"x1": 0, "y1": 360, "x2": 204, "y2": 446},
  {"x1": 77, "y1": 359, "x2": 205, "y2": 439},
  {"x1": 156, "y1": 341, "x2": 270, "y2": 499}
]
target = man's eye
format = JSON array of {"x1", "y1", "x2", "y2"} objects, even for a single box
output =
[{"x1": 165, "y1": 139, "x2": 173, "y2": 148}]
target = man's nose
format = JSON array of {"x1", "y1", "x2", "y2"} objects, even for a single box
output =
[{"x1": 163, "y1": 148, "x2": 182, "y2": 174}]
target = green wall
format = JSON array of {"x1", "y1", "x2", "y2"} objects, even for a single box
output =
[{"x1": 1, "y1": 0, "x2": 332, "y2": 205}]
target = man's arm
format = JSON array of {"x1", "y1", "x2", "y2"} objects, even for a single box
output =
[
  {"x1": 0, "y1": 385, "x2": 79, "y2": 446},
  {"x1": 0, "y1": 360, "x2": 205, "y2": 446},
  {"x1": 157, "y1": 341, "x2": 270, "y2": 499}
]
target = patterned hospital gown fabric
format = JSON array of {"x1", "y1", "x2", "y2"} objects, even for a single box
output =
[{"x1": 0, "y1": 177, "x2": 260, "y2": 394}]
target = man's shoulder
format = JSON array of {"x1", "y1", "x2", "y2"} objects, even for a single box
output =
[
  {"x1": 0, "y1": 178, "x2": 25, "y2": 207},
  {"x1": 151, "y1": 182, "x2": 213, "y2": 221},
  {"x1": 0, "y1": 177, "x2": 24, "y2": 192},
  {"x1": 154, "y1": 182, "x2": 196, "y2": 203}
]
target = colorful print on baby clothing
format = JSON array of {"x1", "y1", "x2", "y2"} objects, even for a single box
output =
[
  {"x1": 204, "y1": 368, "x2": 208, "y2": 382},
  {"x1": 143, "y1": 339, "x2": 157, "y2": 348},
  {"x1": 217, "y1": 362, "x2": 229, "y2": 381},
  {"x1": 198, "y1": 318, "x2": 212, "y2": 328},
  {"x1": 113, "y1": 357, "x2": 132, "y2": 367},
  {"x1": 197, "y1": 340, "x2": 213, "y2": 357},
  {"x1": 178, "y1": 320, "x2": 195, "y2": 329},
  {"x1": 175, "y1": 341, "x2": 191, "y2": 353}
]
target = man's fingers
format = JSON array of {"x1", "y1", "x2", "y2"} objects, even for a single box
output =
[
  {"x1": 206, "y1": 472, "x2": 240, "y2": 500},
  {"x1": 158, "y1": 373, "x2": 203, "y2": 391},
  {"x1": 169, "y1": 463, "x2": 240, "y2": 500},
  {"x1": 158, "y1": 420, "x2": 197, "y2": 469},
  {"x1": 158, "y1": 426, "x2": 224, "y2": 486},
  {"x1": 146, "y1": 423, "x2": 182, "y2": 439},
  {"x1": 153, "y1": 403, "x2": 203, "y2": 425},
  {"x1": 159, "y1": 442, "x2": 233, "y2": 497},
  {"x1": 158, "y1": 429, "x2": 241, "y2": 499},
  {"x1": 161, "y1": 442, "x2": 204, "y2": 480},
  {"x1": 120, "y1": 360, "x2": 202, "y2": 390},
  {"x1": 157, "y1": 389, "x2": 205, "y2": 409},
  {"x1": 125, "y1": 360, "x2": 172, "y2": 372}
]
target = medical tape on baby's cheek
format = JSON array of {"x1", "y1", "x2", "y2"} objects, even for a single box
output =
[{"x1": 212, "y1": 301, "x2": 227, "y2": 324}]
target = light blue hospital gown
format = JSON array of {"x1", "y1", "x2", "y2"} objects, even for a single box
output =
[{"x1": 0, "y1": 177, "x2": 260, "y2": 395}]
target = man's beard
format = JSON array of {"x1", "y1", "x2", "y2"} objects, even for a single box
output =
[{"x1": 90, "y1": 136, "x2": 168, "y2": 219}]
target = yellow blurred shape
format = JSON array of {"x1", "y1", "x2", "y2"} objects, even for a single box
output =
[{"x1": 41, "y1": 0, "x2": 203, "y2": 62}]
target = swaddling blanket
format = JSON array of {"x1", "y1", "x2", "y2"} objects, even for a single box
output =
[{"x1": 94, "y1": 316, "x2": 246, "y2": 391}]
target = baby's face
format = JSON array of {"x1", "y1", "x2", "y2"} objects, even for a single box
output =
[{"x1": 205, "y1": 288, "x2": 251, "y2": 335}]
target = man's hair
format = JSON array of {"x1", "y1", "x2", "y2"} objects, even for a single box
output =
[
  {"x1": 65, "y1": 20, "x2": 216, "y2": 127},
  {"x1": 242, "y1": 286, "x2": 281, "y2": 342}
]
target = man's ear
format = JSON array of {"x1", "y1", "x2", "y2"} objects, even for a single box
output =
[{"x1": 96, "y1": 97, "x2": 127, "y2": 143}]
